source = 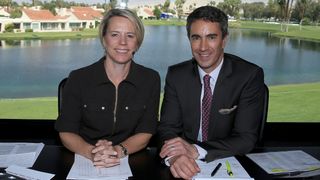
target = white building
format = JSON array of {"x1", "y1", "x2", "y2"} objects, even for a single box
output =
[{"x1": 0, "y1": 6, "x2": 103, "y2": 33}]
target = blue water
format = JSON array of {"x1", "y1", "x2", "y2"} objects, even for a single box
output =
[{"x1": 1, "y1": 26, "x2": 320, "y2": 98}]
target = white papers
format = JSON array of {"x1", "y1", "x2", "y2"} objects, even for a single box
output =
[
  {"x1": 0, "y1": 142, "x2": 44, "y2": 168},
  {"x1": 5, "y1": 165, "x2": 55, "y2": 180},
  {"x1": 193, "y1": 156, "x2": 253, "y2": 180},
  {"x1": 246, "y1": 150, "x2": 320, "y2": 176},
  {"x1": 67, "y1": 154, "x2": 132, "y2": 180}
]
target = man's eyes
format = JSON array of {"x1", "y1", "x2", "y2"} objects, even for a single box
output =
[
  {"x1": 208, "y1": 35, "x2": 216, "y2": 40},
  {"x1": 191, "y1": 36, "x2": 200, "y2": 41}
]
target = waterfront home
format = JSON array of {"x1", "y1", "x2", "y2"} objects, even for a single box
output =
[
  {"x1": 137, "y1": 7, "x2": 156, "y2": 20},
  {"x1": 0, "y1": 6, "x2": 103, "y2": 33}
]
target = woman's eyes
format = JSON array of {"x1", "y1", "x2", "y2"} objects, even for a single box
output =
[
  {"x1": 111, "y1": 33, "x2": 119, "y2": 37},
  {"x1": 110, "y1": 33, "x2": 135, "y2": 38}
]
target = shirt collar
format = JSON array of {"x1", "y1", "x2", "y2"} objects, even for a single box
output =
[
  {"x1": 198, "y1": 58, "x2": 224, "y2": 85},
  {"x1": 95, "y1": 57, "x2": 139, "y2": 87}
]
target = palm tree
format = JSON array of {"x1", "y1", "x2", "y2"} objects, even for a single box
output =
[{"x1": 296, "y1": 0, "x2": 307, "y2": 30}]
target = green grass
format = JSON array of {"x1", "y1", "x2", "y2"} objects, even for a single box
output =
[
  {"x1": 0, "y1": 29, "x2": 98, "y2": 40},
  {"x1": 234, "y1": 21, "x2": 320, "y2": 42},
  {"x1": 0, "y1": 82, "x2": 319, "y2": 122},
  {"x1": 268, "y1": 82, "x2": 320, "y2": 122},
  {"x1": 0, "y1": 97, "x2": 58, "y2": 119}
]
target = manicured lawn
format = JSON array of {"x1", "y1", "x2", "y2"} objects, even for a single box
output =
[
  {"x1": 268, "y1": 82, "x2": 320, "y2": 122},
  {"x1": 0, "y1": 82, "x2": 319, "y2": 122},
  {"x1": 0, "y1": 29, "x2": 98, "y2": 40},
  {"x1": 0, "y1": 97, "x2": 58, "y2": 119}
]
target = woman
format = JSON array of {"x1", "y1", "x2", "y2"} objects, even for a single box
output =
[{"x1": 55, "y1": 9, "x2": 160, "y2": 168}]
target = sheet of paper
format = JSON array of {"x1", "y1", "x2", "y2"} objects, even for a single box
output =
[
  {"x1": 67, "y1": 154, "x2": 132, "y2": 180},
  {"x1": 0, "y1": 142, "x2": 44, "y2": 168},
  {"x1": 246, "y1": 150, "x2": 320, "y2": 175},
  {"x1": 193, "y1": 156, "x2": 253, "y2": 180},
  {"x1": 5, "y1": 165, "x2": 55, "y2": 180}
]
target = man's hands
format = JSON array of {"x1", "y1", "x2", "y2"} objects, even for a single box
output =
[
  {"x1": 169, "y1": 155, "x2": 200, "y2": 179},
  {"x1": 160, "y1": 137, "x2": 200, "y2": 179},
  {"x1": 91, "y1": 140, "x2": 121, "y2": 168},
  {"x1": 160, "y1": 137, "x2": 199, "y2": 159}
]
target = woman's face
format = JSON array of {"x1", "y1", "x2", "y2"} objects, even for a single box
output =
[{"x1": 103, "y1": 16, "x2": 138, "y2": 64}]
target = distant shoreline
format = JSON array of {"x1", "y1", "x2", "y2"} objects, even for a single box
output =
[{"x1": 0, "y1": 20, "x2": 319, "y2": 42}]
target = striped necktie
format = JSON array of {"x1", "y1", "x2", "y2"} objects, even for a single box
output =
[{"x1": 202, "y1": 74, "x2": 212, "y2": 141}]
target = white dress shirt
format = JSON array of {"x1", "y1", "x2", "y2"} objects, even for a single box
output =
[
  {"x1": 165, "y1": 58, "x2": 224, "y2": 165},
  {"x1": 195, "y1": 58, "x2": 224, "y2": 159}
]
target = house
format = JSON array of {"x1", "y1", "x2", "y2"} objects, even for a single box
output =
[
  {"x1": 0, "y1": 6, "x2": 103, "y2": 33},
  {"x1": 66, "y1": 6, "x2": 103, "y2": 30},
  {"x1": 17, "y1": 7, "x2": 69, "y2": 32},
  {"x1": 137, "y1": 7, "x2": 155, "y2": 20},
  {"x1": 0, "y1": 8, "x2": 10, "y2": 17}
]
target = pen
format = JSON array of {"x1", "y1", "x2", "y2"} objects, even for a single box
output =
[
  {"x1": 211, "y1": 163, "x2": 222, "y2": 177},
  {"x1": 225, "y1": 160, "x2": 233, "y2": 176}
]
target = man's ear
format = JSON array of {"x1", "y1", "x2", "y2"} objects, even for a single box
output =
[{"x1": 222, "y1": 34, "x2": 228, "y2": 49}]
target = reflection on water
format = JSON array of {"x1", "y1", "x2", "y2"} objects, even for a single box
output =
[{"x1": 0, "y1": 27, "x2": 320, "y2": 98}]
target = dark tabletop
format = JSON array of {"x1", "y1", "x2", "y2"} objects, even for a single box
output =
[{"x1": 1, "y1": 146, "x2": 320, "y2": 180}]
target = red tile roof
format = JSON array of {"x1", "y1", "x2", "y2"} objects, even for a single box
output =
[
  {"x1": 71, "y1": 7, "x2": 103, "y2": 20},
  {"x1": 144, "y1": 8, "x2": 154, "y2": 16},
  {"x1": 22, "y1": 9, "x2": 59, "y2": 20}
]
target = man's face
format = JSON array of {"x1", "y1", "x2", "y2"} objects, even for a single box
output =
[{"x1": 189, "y1": 19, "x2": 227, "y2": 73}]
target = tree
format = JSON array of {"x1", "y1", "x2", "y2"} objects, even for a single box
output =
[
  {"x1": 161, "y1": 0, "x2": 170, "y2": 12},
  {"x1": 42, "y1": 1, "x2": 57, "y2": 15},
  {"x1": 109, "y1": 0, "x2": 117, "y2": 9},
  {"x1": 217, "y1": 0, "x2": 241, "y2": 18},
  {"x1": 263, "y1": 0, "x2": 279, "y2": 20},
  {"x1": 153, "y1": 6, "x2": 161, "y2": 19},
  {"x1": 242, "y1": 2, "x2": 265, "y2": 20},
  {"x1": 278, "y1": 0, "x2": 295, "y2": 32},
  {"x1": 296, "y1": 0, "x2": 308, "y2": 29},
  {"x1": 208, "y1": 1, "x2": 216, "y2": 6},
  {"x1": 9, "y1": 7, "x2": 22, "y2": 18},
  {"x1": 175, "y1": 0, "x2": 185, "y2": 19},
  {"x1": 307, "y1": 0, "x2": 320, "y2": 25}
]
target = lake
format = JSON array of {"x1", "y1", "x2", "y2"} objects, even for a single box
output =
[{"x1": 1, "y1": 26, "x2": 320, "y2": 98}]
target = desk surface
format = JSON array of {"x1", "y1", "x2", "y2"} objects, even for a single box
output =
[{"x1": 1, "y1": 146, "x2": 320, "y2": 180}]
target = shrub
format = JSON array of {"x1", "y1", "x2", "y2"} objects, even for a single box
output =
[
  {"x1": 5, "y1": 23, "x2": 14, "y2": 32},
  {"x1": 25, "y1": 28, "x2": 33, "y2": 33},
  {"x1": 301, "y1": 18, "x2": 311, "y2": 25}
]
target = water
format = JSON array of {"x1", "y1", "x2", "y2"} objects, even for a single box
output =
[{"x1": 1, "y1": 26, "x2": 320, "y2": 98}]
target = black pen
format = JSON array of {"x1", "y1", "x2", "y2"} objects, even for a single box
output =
[{"x1": 211, "y1": 163, "x2": 222, "y2": 177}]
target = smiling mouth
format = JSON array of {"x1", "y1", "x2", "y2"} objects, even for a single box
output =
[
  {"x1": 199, "y1": 53, "x2": 210, "y2": 57},
  {"x1": 116, "y1": 49, "x2": 129, "y2": 53}
]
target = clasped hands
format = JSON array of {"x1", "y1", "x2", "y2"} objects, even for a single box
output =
[
  {"x1": 91, "y1": 139, "x2": 123, "y2": 168},
  {"x1": 160, "y1": 137, "x2": 200, "y2": 179}
]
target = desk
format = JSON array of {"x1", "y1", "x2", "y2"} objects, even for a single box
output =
[{"x1": 1, "y1": 146, "x2": 320, "y2": 180}]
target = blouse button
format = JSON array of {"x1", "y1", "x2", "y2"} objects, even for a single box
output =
[
  {"x1": 83, "y1": 104, "x2": 87, "y2": 108},
  {"x1": 125, "y1": 106, "x2": 129, "y2": 110},
  {"x1": 101, "y1": 106, "x2": 105, "y2": 110}
]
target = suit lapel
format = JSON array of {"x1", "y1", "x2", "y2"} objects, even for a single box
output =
[
  {"x1": 189, "y1": 60, "x2": 202, "y2": 140},
  {"x1": 209, "y1": 55, "x2": 233, "y2": 138}
]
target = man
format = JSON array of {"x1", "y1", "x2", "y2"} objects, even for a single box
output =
[{"x1": 158, "y1": 6, "x2": 265, "y2": 179}]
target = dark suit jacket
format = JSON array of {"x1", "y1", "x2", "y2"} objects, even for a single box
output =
[{"x1": 158, "y1": 53, "x2": 265, "y2": 162}]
